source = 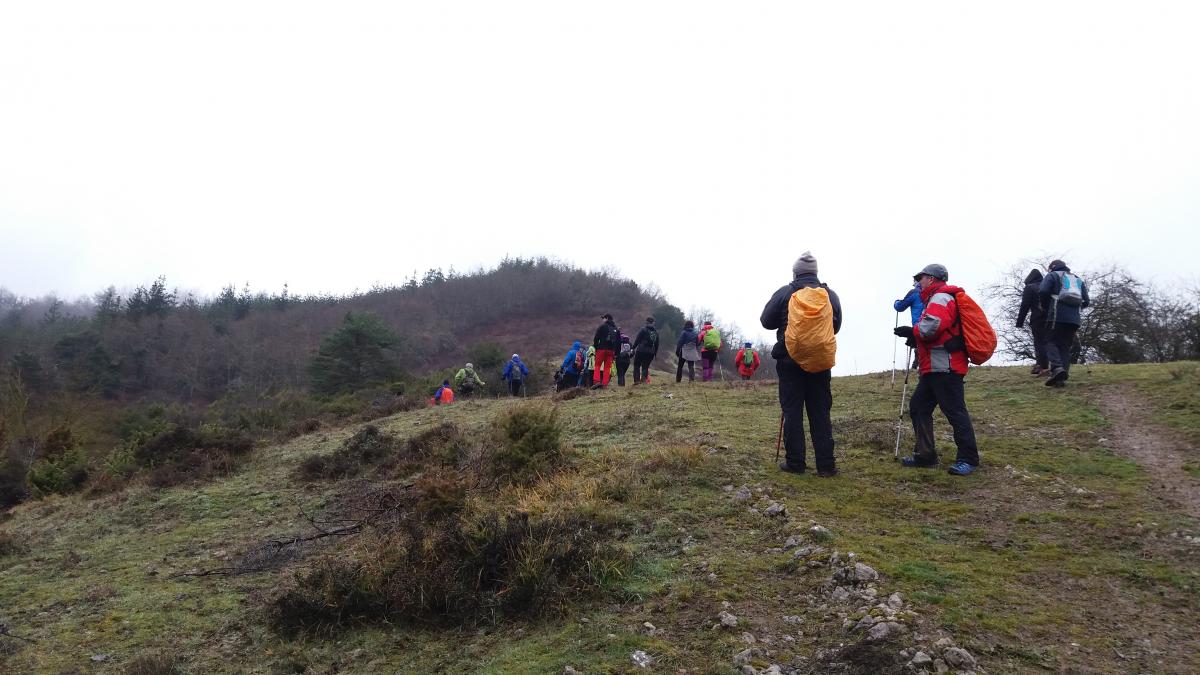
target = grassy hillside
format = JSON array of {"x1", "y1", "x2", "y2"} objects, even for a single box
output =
[{"x1": 1, "y1": 363, "x2": 1197, "y2": 674}]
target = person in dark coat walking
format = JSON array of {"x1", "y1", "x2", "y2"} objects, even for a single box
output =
[
  {"x1": 760, "y1": 251, "x2": 842, "y2": 477},
  {"x1": 631, "y1": 317, "x2": 659, "y2": 384},
  {"x1": 1016, "y1": 268, "x2": 1049, "y2": 375},
  {"x1": 615, "y1": 334, "x2": 633, "y2": 386},
  {"x1": 675, "y1": 320, "x2": 700, "y2": 383},
  {"x1": 592, "y1": 314, "x2": 620, "y2": 388},
  {"x1": 1038, "y1": 260, "x2": 1089, "y2": 387}
]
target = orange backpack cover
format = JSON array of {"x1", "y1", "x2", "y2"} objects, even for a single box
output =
[
  {"x1": 953, "y1": 290, "x2": 996, "y2": 365},
  {"x1": 784, "y1": 286, "x2": 836, "y2": 372}
]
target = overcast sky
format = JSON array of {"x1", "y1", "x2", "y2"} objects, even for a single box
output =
[{"x1": 2, "y1": 2, "x2": 1197, "y2": 374}]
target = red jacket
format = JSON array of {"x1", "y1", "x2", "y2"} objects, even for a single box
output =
[
  {"x1": 735, "y1": 348, "x2": 760, "y2": 377},
  {"x1": 915, "y1": 281, "x2": 969, "y2": 376}
]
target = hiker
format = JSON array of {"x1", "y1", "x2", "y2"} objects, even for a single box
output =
[
  {"x1": 1015, "y1": 268, "x2": 1049, "y2": 375},
  {"x1": 431, "y1": 380, "x2": 455, "y2": 405},
  {"x1": 894, "y1": 280, "x2": 925, "y2": 326},
  {"x1": 502, "y1": 354, "x2": 529, "y2": 396},
  {"x1": 736, "y1": 341, "x2": 760, "y2": 380},
  {"x1": 761, "y1": 251, "x2": 841, "y2": 477},
  {"x1": 1038, "y1": 260, "x2": 1090, "y2": 388},
  {"x1": 581, "y1": 344, "x2": 597, "y2": 388},
  {"x1": 615, "y1": 334, "x2": 633, "y2": 386},
  {"x1": 453, "y1": 363, "x2": 485, "y2": 398},
  {"x1": 591, "y1": 313, "x2": 620, "y2": 389},
  {"x1": 676, "y1": 320, "x2": 701, "y2": 383},
  {"x1": 892, "y1": 264, "x2": 980, "y2": 475},
  {"x1": 698, "y1": 320, "x2": 722, "y2": 382},
  {"x1": 558, "y1": 341, "x2": 585, "y2": 391},
  {"x1": 631, "y1": 316, "x2": 660, "y2": 384}
]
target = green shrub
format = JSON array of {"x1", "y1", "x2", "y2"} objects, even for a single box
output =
[
  {"x1": 297, "y1": 425, "x2": 399, "y2": 480},
  {"x1": 28, "y1": 426, "x2": 89, "y2": 496},
  {"x1": 491, "y1": 404, "x2": 562, "y2": 480}
]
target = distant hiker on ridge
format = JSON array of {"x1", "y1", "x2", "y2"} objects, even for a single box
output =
[
  {"x1": 431, "y1": 380, "x2": 455, "y2": 405},
  {"x1": 761, "y1": 251, "x2": 841, "y2": 477},
  {"x1": 675, "y1": 320, "x2": 700, "y2": 383},
  {"x1": 454, "y1": 363, "x2": 485, "y2": 398},
  {"x1": 615, "y1": 333, "x2": 633, "y2": 386},
  {"x1": 892, "y1": 263, "x2": 980, "y2": 476},
  {"x1": 698, "y1": 320, "x2": 722, "y2": 382},
  {"x1": 631, "y1": 316, "x2": 660, "y2": 385},
  {"x1": 1016, "y1": 267, "x2": 1049, "y2": 376},
  {"x1": 736, "y1": 341, "x2": 760, "y2": 380},
  {"x1": 1038, "y1": 259, "x2": 1090, "y2": 388},
  {"x1": 558, "y1": 341, "x2": 585, "y2": 392},
  {"x1": 592, "y1": 313, "x2": 620, "y2": 389},
  {"x1": 502, "y1": 353, "x2": 529, "y2": 396}
]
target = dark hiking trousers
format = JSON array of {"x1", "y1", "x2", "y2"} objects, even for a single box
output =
[
  {"x1": 676, "y1": 358, "x2": 695, "y2": 382},
  {"x1": 909, "y1": 372, "x2": 979, "y2": 466},
  {"x1": 1046, "y1": 323, "x2": 1079, "y2": 375},
  {"x1": 616, "y1": 359, "x2": 631, "y2": 386},
  {"x1": 557, "y1": 372, "x2": 579, "y2": 391},
  {"x1": 507, "y1": 379, "x2": 523, "y2": 396},
  {"x1": 776, "y1": 360, "x2": 835, "y2": 472},
  {"x1": 1030, "y1": 322, "x2": 1049, "y2": 370},
  {"x1": 633, "y1": 353, "x2": 653, "y2": 383}
]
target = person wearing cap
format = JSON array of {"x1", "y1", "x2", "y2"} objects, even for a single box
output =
[
  {"x1": 592, "y1": 313, "x2": 620, "y2": 389},
  {"x1": 735, "y1": 341, "x2": 760, "y2": 380},
  {"x1": 453, "y1": 362, "x2": 485, "y2": 398},
  {"x1": 631, "y1": 316, "x2": 660, "y2": 384},
  {"x1": 502, "y1": 353, "x2": 530, "y2": 396},
  {"x1": 760, "y1": 251, "x2": 842, "y2": 477},
  {"x1": 1037, "y1": 259, "x2": 1090, "y2": 387},
  {"x1": 892, "y1": 264, "x2": 980, "y2": 475}
]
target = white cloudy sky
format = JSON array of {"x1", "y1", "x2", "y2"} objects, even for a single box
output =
[{"x1": 2, "y1": 2, "x2": 1197, "y2": 374}]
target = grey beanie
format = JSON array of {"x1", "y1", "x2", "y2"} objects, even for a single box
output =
[{"x1": 792, "y1": 251, "x2": 818, "y2": 277}]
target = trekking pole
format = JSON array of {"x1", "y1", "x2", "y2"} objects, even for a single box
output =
[
  {"x1": 891, "y1": 313, "x2": 899, "y2": 388},
  {"x1": 775, "y1": 413, "x2": 784, "y2": 462},
  {"x1": 893, "y1": 346, "x2": 913, "y2": 459}
]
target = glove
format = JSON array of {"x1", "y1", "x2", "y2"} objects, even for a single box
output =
[{"x1": 893, "y1": 325, "x2": 914, "y2": 339}]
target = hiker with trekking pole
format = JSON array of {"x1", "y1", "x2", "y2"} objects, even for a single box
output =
[
  {"x1": 892, "y1": 264, "x2": 996, "y2": 476},
  {"x1": 502, "y1": 353, "x2": 530, "y2": 397},
  {"x1": 760, "y1": 251, "x2": 841, "y2": 478}
]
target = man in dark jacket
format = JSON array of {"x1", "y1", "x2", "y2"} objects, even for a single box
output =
[
  {"x1": 630, "y1": 317, "x2": 659, "y2": 384},
  {"x1": 893, "y1": 264, "x2": 979, "y2": 476},
  {"x1": 592, "y1": 314, "x2": 620, "y2": 389},
  {"x1": 1016, "y1": 268, "x2": 1049, "y2": 375},
  {"x1": 760, "y1": 251, "x2": 842, "y2": 477},
  {"x1": 1038, "y1": 260, "x2": 1090, "y2": 387}
]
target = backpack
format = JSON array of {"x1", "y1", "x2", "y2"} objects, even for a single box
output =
[
  {"x1": 508, "y1": 361, "x2": 524, "y2": 382},
  {"x1": 573, "y1": 349, "x2": 584, "y2": 371},
  {"x1": 784, "y1": 286, "x2": 836, "y2": 372},
  {"x1": 1053, "y1": 271, "x2": 1084, "y2": 308},
  {"x1": 702, "y1": 328, "x2": 721, "y2": 350},
  {"x1": 742, "y1": 348, "x2": 755, "y2": 367},
  {"x1": 951, "y1": 290, "x2": 997, "y2": 365},
  {"x1": 462, "y1": 369, "x2": 477, "y2": 386},
  {"x1": 644, "y1": 327, "x2": 658, "y2": 351},
  {"x1": 620, "y1": 342, "x2": 632, "y2": 357}
]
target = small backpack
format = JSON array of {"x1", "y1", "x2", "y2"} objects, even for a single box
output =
[
  {"x1": 742, "y1": 348, "x2": 755, "y2": 367},
  {"x1": 784, "y1": 286, "x2": 836, "y2": 372},
  {"x1": 951, "y1": 290, "x2": 997, "y2": 365},
  {"x1": 509, "y1": 361, "x2": 524, "y2": 382},
  {"x1": 702, "y1": 328, "x2": 721, "y2": 350},
  {"x1": 645, "y1": 327, "x2": 658, "y2": 351},
  {"x1": 573, "y1": 349, "x2": 585, "y2": 371},
  {"x1": 620, "y1": 342, "x2": 632, "y2": 357},
  {"x1": 462, "y1": 369, "x2": 477, "y2": 386},
  {"x1": 1054, "y1": 272, "x2": 1084, "y2": 308}
]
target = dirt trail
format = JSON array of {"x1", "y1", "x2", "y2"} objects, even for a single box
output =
[{"x1": 1096, "y1": 384, "x2": 1200, "y2": 520}]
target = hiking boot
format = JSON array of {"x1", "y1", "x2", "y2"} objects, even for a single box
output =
[
  {"x1": 1030, "y1": 366, "x2": 1045, "y2": 375},
  {"x1": 777, "y1": 461, "x2": 806, "y2": 475},
  {"x1": 1050, "y1": 379, "x2": 1066, "y2": 388},
  {"x1": 947, "y1": 461, "x2": 978, "y2": 476},
  {"x1": 816, "y1": 468, "x2": 839, "y2": 478},
  {"x1": 1045, "y1": 368, "x2": 1067, "y2": 386},
  {"x1": 900, "y1": 456, "x2": 938, "y2": 468}
]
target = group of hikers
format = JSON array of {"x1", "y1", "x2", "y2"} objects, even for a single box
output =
[
  {"x1": 429, "y1": 252, "x2": 1089, "y2": 483},
  {"x1": 430, "y1": 354, "x2": 531, "y2": 404}
]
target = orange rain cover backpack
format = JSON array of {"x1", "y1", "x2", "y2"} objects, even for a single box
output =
[
  {"x1": 952, "y1": 290, "x2": 997, "y2": 365},
  {"x1": 784, "y1": 286, "x2": 837, "y2": 372}
]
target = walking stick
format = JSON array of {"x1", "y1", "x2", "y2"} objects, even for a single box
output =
[
  {"x1": 891, "y1": 313, "x2": 900, "y2": 388},
  {"x1": 775, "y1": 413, "x2": 785, "y2": 462},
  {"x1": 893, "y1": 346, "x2": 913, "y2": 459}
]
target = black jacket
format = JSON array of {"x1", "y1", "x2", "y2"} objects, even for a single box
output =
[
  {"x1": 593, "y1": 320, "x2": 620, "y2": 352},
  {"x1": 1016, "y1": 269, "x2": 1045, "y2": 329},
  {"x1": 760, "y1": 273, "x2": 842, "y2": 364},
  {"x1": 632, "y1": 325, "x2": 659, "y2": 356}
]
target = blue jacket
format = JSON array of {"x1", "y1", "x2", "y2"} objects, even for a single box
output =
[
  {"x1": 1038, "y1": 263, "x2": 1090, "y2": 326},
  {"x1": 894, "y1": 285, "x2": 924, "y2": 326},
  {"x1": 503, "y1": 357, "x2": 529, "y2": 381},
  {"x1": 561, "y1": 341, "x2": 584, "y2": 374},
  {"x1": 676, "y1": 328, "x2": 699, "y2": 351}
]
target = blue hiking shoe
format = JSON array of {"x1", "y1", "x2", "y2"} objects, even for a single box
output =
[
  {"x1": 947, "y1": 461, "x2": 978, "y2": 476},
  {"x1": 900, "y1": 456, "x2": 937, "y2": 468}
]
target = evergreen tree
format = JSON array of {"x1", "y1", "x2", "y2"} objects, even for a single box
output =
[{"x1": 308, "y1": 313, "x2": 403, "y2": 396}]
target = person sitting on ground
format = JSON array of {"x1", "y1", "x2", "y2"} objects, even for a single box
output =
[
  {"x1": 1038, "y1": 259, "x2": 1090, "y2": 388},
  {"x1": 761, "y1": 251, "x2": 842, "y2": 477},
  {"x1": 676, "y1": 320, "x2": 700, "y2": 383},
  {"x1": 558, "y1": 341, "x2": 585, "y2": 392},
  {"x1": 735, "y1": 341, "x2": 760, "y2": 380},
  {"x1": 1016, "y1": 268, "x2": 1049, "y2": 375},
  {"x1": 615, "y1": 333, "x2": 633, "y2": 386},
  {"x1": 631, "y1": 316, "x2": 660, "y2": 384},
  {"x1": 892, "y1": 263, "x2": 980, "y2": 476},
  {"x1": 591, "y1": 313, "x2": 620, "y2": 389},
  {"x1": 698, "y1": 320, "x2": 722, "y2": 381},
  {"x1": 502, "y1": 353, "x2": 530, "y2": 396},
  {"x1": 431, "y1": 380, "x2": 455, "y2": 405},
  {"x1": 453, "y1": 362, "x2": 485, "y2": 398}
]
